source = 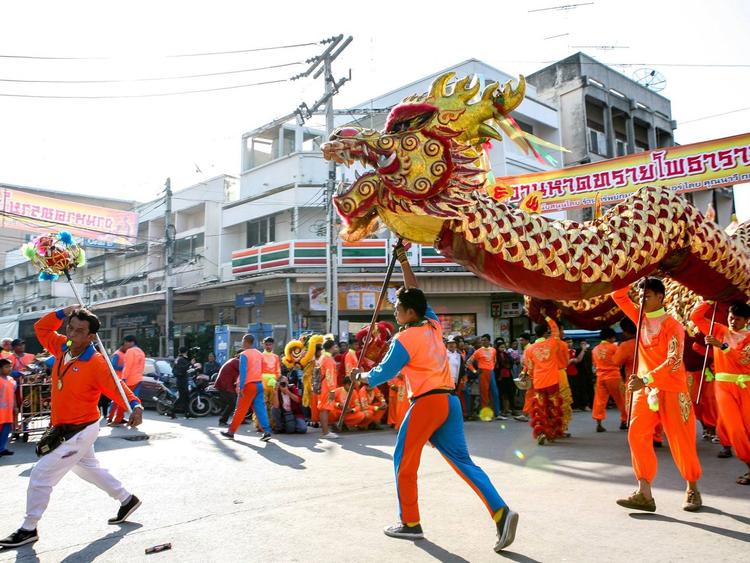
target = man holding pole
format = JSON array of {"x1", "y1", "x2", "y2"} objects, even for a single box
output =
[
  {"x1": 690, "y1": 300, "x2": 750, "y2": 485},
  {"x1": 612, "y1": 278, "x2": 702, "y2": 512},
  {"x1": 0, "y1": 305, "x2": 143, "y2": 549},
  {"x1": 352, "y1": 243, "x2": 518, "y2": 554}
]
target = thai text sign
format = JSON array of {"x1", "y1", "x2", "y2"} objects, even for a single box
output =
[
  {"x1": 491, "y1": 133, "x2": 750, "y2": 212},
  {"x1": 0, "y1": 187, "x2": 138, "y2": 244}
]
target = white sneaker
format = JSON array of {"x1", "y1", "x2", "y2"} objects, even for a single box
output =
[{"x1": 321, "y1": 432, "x2": 339, "y2": 439}]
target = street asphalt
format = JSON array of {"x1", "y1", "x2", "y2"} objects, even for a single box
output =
[{"x1": 0, "y1": 408, "x2": 748, "y2": 562}]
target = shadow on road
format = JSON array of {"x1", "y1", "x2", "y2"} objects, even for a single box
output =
[
  {"x1": 58, "y1": 522, "x2": 143, "y2": 563},
  {"x1": 497, "y1": 550, "x2": 543, "y2": 563},
  {"x1": 200, "y1": 428, "x2": 243, "y2": 462},
  {"x1": 415, "y1": 539, "x2": 472, "y2": 562},
  {"x1": 630, "y1": 512, "x2": 750, "y2": 543},
  {"x1": 236, "y1": 440, "x2": 307, "y2": 470}
]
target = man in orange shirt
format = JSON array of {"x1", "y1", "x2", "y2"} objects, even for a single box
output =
[
  {"x1": 353, "y1": 245, "x2": 518, "y2": 554},
  {"x1": 331, "y1": 376, "x2": 368, "y2": 430},
  {"x1": 221, "y1": 334, "x2": 271, "y2": 442},
  {"x1": 344, "y1": 341, "x2": 359, "y2": 377},
  {"x1": 524, "y1": 317, "x2": 564, "y2": 445},
  {"x1": 592, "y1": 328, "x2": 628, "y2": 432},
  {"x1": 318, "y1": 339, "x2": 339, "y2": 439},
  {"x1": 0, "y1": 358, "x2": 16, "y2": 456},
  {"x1": 555, "y1": 327, "x2": 573, "y2": 437},
  {"x1": 110, "y1": 336, "x2": 146, "y2": 425},
  {"x1": 355, "y1": 379, "x2": 374, "y2": 429},
  {"x1": 387, "y1": 374, "x2": 408, "y2": 429},
  {"x1": 261, "y1": 337, "x2": 281, "y2": 429},
  {"x1": 691, "y1": 300, "x2": 750, "y2": 485},
  {"x1": 466, "y1": 334, "x2": 497, "y2": 414},
  {"x1": 613, "y1": 278, "x2": 702, "y2": 512},
  {"x1": 364, "y1": 380, "x2": 387, "y2": 427},
  {"x1": 0, "y1": 306, "x2": 142, "y2": 549}
]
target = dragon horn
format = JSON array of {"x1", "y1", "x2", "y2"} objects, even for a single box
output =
[
  {"x1": 495, "y1": 76, "x2": 526, "y2": 114},
  {"x1": 429, "y1": 72, "x2": 455, "y2": 98},
  {"x1": 482, "y1": 81, "x2": 500, "y2": 101},
  {"x1": 478, "y1": 123, "x2": 503, "y2": 142}
]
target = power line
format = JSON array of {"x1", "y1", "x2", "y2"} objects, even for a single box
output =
[
  {"x1": 679, "y1": 106, "x2": 750, "y2": 125},
  {"x1": 0, "y1": 78, "x2": 288, "y2": 99},
  {"x1": 0, "y1": 40, "x2": 322, "y2": 61},
  {"x1": 0, "y1": 61, "x2": 303, "y2": 84}
]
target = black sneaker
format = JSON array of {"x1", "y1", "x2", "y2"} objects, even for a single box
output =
[
  {"x1": 260, "y1": 432, "x2": 272, "y2": 442},
  {"x1": 0, "y1": 528, "x2": 38, "y2": 548},
  {"x1": 494, "y1": 509, "x2": 519, "y2": 552},
  {"x1": 220, "y1": 431, "x2": 235, "y2": 440},
  {"x1": 383, "y1": 522, "x2": 424, "y2": 540},
  {"x1": 619, "y1": 422, "x2": 628, "y2": 430},
  {"x1": 0, "y1": 450, "x2": 14, "y2": 457},
  {"x1": 596, "y1": 424, "x2": 606, "y2": 433},
  {"x1": 108, "y1": 495, "x2": 142, "y2": 524}
]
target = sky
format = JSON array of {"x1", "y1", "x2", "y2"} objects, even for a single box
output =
[{"x1": 0, "y1": 0, "x2": 748, "y2": 212}]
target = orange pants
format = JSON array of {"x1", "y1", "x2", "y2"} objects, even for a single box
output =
[
  {"x1": 628, "y1": 388, "x2": 702, "y2": 483},
  {"x1": 592, "y1": 378, "x2": 627, "y2": 422},
  {"x1": 331, "y1": 409, "x2": 366, "y2": 430},
  {"x1": 310, "y1": 392, "x2": 320, "y2": 423},
  {"x1": 229, "y1": 381, "x2": 270, "y2": 435},
  {"x1": 715, "y1": 381, "x2": 750, "y2": 463},
  {"x1": 371, "y1": 407, "x2": 386, "y2": 425},
  {"x1": 478, "y1": 369, "x2": 492, "y2": 409}
]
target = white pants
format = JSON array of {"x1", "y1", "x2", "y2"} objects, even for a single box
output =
[{"x1": 22, "y1": 421, "x2": 130, "y2": 530}]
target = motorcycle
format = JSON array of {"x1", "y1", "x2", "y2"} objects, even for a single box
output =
[{"x1": 155, "y1": 369, "x2": 217, "y2": 418}]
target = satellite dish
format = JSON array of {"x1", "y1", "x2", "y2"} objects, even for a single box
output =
[{"x1": 632, "y1": 68, "x2": 666, "y2": 92}]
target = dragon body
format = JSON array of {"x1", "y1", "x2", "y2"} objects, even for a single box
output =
[{"x1": 323, "y1": 72, "x2": 750, "y2": 315}]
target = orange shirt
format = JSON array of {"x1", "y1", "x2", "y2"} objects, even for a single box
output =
[
  {"x1": 10, "y1": 352, "x2": 36, "y2": 374},
  {"x1": 613, "y1": 288, "x2": 688, "y2": 392},
  {"x1": 524, "y1": 337, "x2": 560, "y2": 389},
  {"x1": 0, "y1": 376, "x2": 15, "y2": 424},
  {"x1": 334, "y1": 386, "x2": 360, "y2": 413},
  {"x1": 358, "y1": 386, "x2": 371, "y2": 411},
  {"x1": 593, "y1": 341, "x2": 620, "y2": 380},
  {"x1": 468, "y1": 346, "x2": 497, "y2": 371},
  {"x1": 239, "y1": 348, "x2": 263, "y2": 386},
  {"x1": 369, "y1": 386, "x2": 386, "y2": 409},
  {"x1": 345, "y1": 349, "x2": 358, "y2": 375},
  {"x1": 261, "y1": 351, "x2": 281, "y2": 377},
  {"x1": 35, "y1": 310, "x2": 139, "y2": 426},
  {"x1": 613, "y1": 339, "x2": 636, "y2": 374},
  {"x1": 122, "y1": 346, "x2": 146, "y2": 387},
  {"x1": 690, "y1": 301, "x2": 750, "y2": 376},
  {"x1": 319, "y1": 352, "x2": 337, "y2": 396}
]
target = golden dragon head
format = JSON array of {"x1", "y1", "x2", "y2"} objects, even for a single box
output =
[{"x1": 322, "y1": 72, "x2": 525, "y2": 243}]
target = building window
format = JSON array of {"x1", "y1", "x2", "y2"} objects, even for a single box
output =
[
  {"x1": 588, "y1": 125, "x2": 607, "y2": 156},
  {"x1": 615, "y1": 136, "x2": 627, "y2": 157},
  {"x1": 515, "y1": 120, "x2": 534, "y2": 135},
  {"x1": 175, "y1": 233, "x2": 205, "y2": 264},
  {"x1": 246, "y1": 215, "x2": 276, "y2": 248}
]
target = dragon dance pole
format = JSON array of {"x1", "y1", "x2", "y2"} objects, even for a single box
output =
[
  {"x1": 626, "y1": 287, "x2": 647, "y2": 429},
  {"x1": 695, "y1": 301, "x2": 719, "y2": 405},
  {"x1": 335, "y1": 239, "x2": 403, "y2": 431},
  {"x1": 64, "y1": 269, "x2": 133, "y2": 415}
]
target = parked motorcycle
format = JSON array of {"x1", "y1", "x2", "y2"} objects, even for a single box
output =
[{"x1": 155, "y1": 369, "x2": 217, "y2": 418}]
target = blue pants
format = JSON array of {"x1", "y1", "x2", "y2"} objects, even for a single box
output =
[
  {"x1": 0, "y1": 422, "x2": 11, "y2": 452},
  {"x1": 393, "y1": 393, "x2": 506, "y2": 523},
  {"x1": 229, "y1": 381, "x2": 270, "y2": 434},
  {"x1": 490, "y1": 372, "x2": 501, "y2": 416}
]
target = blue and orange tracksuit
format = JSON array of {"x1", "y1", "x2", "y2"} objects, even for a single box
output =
[
  {"x1": 365, "y1": 305, "x2": 508, "y2": 525},
  {"x1": 229, "y1": 347, "x2": 271, "y2": 434}
]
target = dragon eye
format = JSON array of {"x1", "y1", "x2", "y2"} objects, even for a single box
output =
[{"x1": 385, "y1": 108, "x2": 436, "y2": 134}]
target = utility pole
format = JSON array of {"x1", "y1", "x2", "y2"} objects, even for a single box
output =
[
  {"x1": 164, "y1": 178, "x2": 175, "y2": 358},
  {"x1": 291, "y1": 34, "x2": 352, "y2": 336}
]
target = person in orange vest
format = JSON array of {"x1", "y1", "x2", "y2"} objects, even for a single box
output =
[
  {"x1": 523, "y1": 317, "x2": 564, "y2": 445},
  {"x1": 0, "y1": 358, "x2": 17, "y2": 456},
  {"x1": 691, "y1": 300, "x2": 750, "y2": 485},
  {"x1": 0, "y1": 306, "x2": 143, "y2": 549},
  {"x1": 220, "y1": 334, "x2": 271, "y2": 442},
  {"x1": 110, "y1": 336, "x2": 146, "y2": 425},
  {"x1": 613, "y1": 278, "x2": 702, "y2": 512},
  {"x1": 592, "y1": 327, "x2": 628, "y2": 432},
  {"x1": 318, "y1": 339, "x2": 340, "y2": 439},
  {"x1": 344, "y1": 340, "x2": 359, "y2": 376},
  {"x1": 466, "y1": 334, "x2": 497, "y2": 415},
  {"x1": 352, "y1": 243, "x2": 517, "y2": 554},
  {"x1": 331, "y1": 376, "x2": 368, "y2": 430}
]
